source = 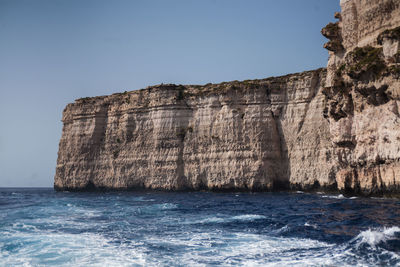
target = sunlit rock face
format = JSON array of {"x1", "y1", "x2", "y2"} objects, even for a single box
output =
[
  {"x1": 322, "y1": 0, "x2": 400, "y2": 195},
  {"x1": 55, "y1": 0, "x2": 400, "y2": 196},
  {"x1": 54, "y1": 69, "x2": 336, "y2": 191}
]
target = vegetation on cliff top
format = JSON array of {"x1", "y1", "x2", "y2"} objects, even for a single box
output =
[{"x1": 73, "y1": 69, "x2": 326, "y2": 105}]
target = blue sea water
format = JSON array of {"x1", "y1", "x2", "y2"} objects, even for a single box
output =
[{"x1": 1, "y1": 189, "x2": 400, "y2": 266}]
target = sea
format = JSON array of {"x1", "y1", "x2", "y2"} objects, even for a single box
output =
[{"x1": 1, "y1": 188, "x2": 400, "y2": 266}]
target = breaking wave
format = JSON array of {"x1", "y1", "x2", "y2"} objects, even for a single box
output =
[{"x1": 353, "y1": 226, "x2": 400, "y2": 248}]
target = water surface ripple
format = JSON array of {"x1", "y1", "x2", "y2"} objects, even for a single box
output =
[{"x1": 1, "y1": 188, "x2": 400, "y2": 266}]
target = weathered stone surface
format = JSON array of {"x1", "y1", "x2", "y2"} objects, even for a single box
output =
[
  {"x1": 54, "y1": 69, "x2": 336, "y2": 191},
  {"x1": 339, "y1": 0, "x2": 400, "y2": 50},
  {"x1": 55, "y1": 0, "x2": 400, "y2": 195},
  {"x1": 324, "y1": 0, "x2": 400, "y2": 195}
]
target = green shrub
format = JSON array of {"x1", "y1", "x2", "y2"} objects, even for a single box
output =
[
  {"x1": 335, "y1": 64, "x2": 346, "y2": 76},
  {"x1": 346, "y1": 46, "x2": 386, "y2": 79}
]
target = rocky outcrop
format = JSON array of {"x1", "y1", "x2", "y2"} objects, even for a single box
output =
[
  {"x1": 54, "y1": 69, "x2": 336, "y2": 191},
  {"x1": 55, "y1": 0, "x2": 400, "y2": 196},
  {"x1": 323, "y1": 0, "x2": 400, "y2": 195}
]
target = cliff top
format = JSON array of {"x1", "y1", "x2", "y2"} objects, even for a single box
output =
[{"x1": 74, "y1": 68, "x2": 326, "y2": 105}]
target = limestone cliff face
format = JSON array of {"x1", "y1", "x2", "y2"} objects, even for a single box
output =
[
  {"x1": 55, "y1": 69, "x2": 336, "y2": 191},
  {"x1": 55, "y1": 0, "x2": 400, "y2": 195},
  {"x1": 322, "y1": 0, "x2": 400, "y2": 195}
]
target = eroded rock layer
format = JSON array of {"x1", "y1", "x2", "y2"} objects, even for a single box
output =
[
  {"x1": 55, "y1": 69, "x2": 336, "y2": 191},
  {"x1": 323, "y1": 0, "x2": 400, "y2": 195},
  {"x1": 55, "y1": 0, "x2": 400, "y2": 195}
]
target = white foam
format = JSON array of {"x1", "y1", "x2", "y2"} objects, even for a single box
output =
[
  {"x1": 145, "y1": 231, "x2": 334, "y2": 266},
  {"x1": 142, "y1": 203, "x2": 178, "y2": 211},
  {"x1": 3, "y1": 224, "x2": 399, "y2": 266},
  {"x1": 273, "y1": 225, "x2": 290, "y2": 234},
  {"x1": 0, "y1": 231, "x2": 147, "y2": 267},
  {"x1": 157, "y1": 203, "x2": 178, "y2": 210},
  {"x1": 354, "y1": 226, "x2": 400, "y2": 248},
  {"x1": 11, "y1": 222, "x2": 38, "y2": 231},
  {"x1": 321, "y1": 194, "x2": 358, "y2": 200},
  {"x1": 190, "y1": 214, "x2": 266, "y2": 224},
  {"x1": 304, "y1": 222, "x2": 318, "y2": 229},
  {"x1": 322, "y1": 194, "x2": 346, "y2": 199},
  {"x1": 231, "y1": 214, "x2": 267, "y2": 221},
  {"x1": 196, "y1": 216, "x2": 226, "y2": 224}
]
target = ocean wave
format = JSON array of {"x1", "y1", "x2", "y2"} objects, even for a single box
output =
[
  {"x1": 322, "y1": 194, "x2": 346, "y2": 199},
  {"x1": 156, "y1": 203, "x2": 178, "y2": 210},
  {"x1": 273, "y1": 225, "x2": 290, "y2": 234},
  {"x1": 190, "y1": 214, "x2": 267, "y2": 224},
  {"x1": 2, "y1": 221, "x2": 400, "y2": 266},
  {"x1": 352, "y1": 226, "x2": 400, "y2": 248},
  {"x1": 304, "y1": 222, "x2": 318, "y2": 229},
  {"x1": 135, "y1": 203, "x2": 178, "y2": 215},
  {"x1": 231, "y1": 214, "x2": 267, "y2": 221},
  {"x1": 321, "y1": 194, "x2": 357, "y2": 200},
  {"x1": 2, "y1": 190, "x2": 400, "y2": 266},
  {"x1": 11, "y1": 222, "x2": 38, "y2": 232},
  {"x1": 144, "y1": 231, "x2": 334, "y2": 266}
]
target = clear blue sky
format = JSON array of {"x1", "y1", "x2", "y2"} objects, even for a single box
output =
[{"x1": 0, "y1": 0, "x2": 339, "y2": 187}]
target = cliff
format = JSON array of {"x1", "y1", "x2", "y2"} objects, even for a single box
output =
[
  {"x1": 322, "y1": 0, "x2": 400, "y2": 195},
  {"x1": 55, "y1": 69, "x2": 336, "y2": 191},
  {"x1": 55, "y1": 0, "x2": 400, "y2": 195}
]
